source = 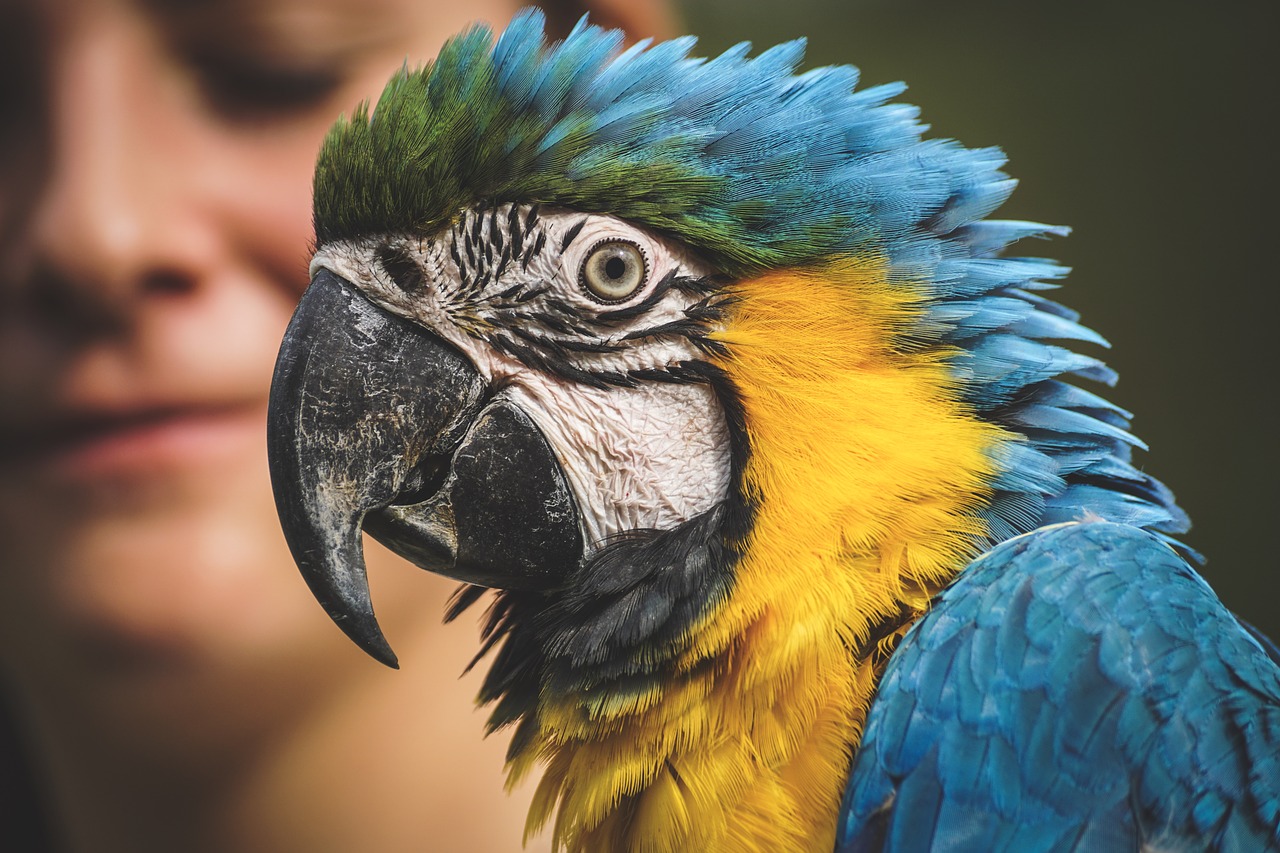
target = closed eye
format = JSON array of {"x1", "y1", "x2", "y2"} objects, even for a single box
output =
[{"x1": 188, "y1": 51, "x2": 344, "y2": 119}]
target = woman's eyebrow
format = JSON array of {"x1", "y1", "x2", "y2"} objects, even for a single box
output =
[{"x1": 145, "y1": 0, "x2": 411, "y2": 65}]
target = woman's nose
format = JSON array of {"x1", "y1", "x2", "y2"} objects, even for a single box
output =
[{"x1": 25, "y1": 10, "x2": 212, "y2": 321}]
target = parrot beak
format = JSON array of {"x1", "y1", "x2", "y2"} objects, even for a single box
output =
[
  {"x1": 268, "y1": 269, "x2": 582, "y2": 668},
  {"x1": 267, "y1": 269, "x2": 486, "y2": 667}
]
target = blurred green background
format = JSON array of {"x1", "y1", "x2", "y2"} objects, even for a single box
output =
[{"x1": 679, "y1": 0, "x2": 1277, "y2": 639}]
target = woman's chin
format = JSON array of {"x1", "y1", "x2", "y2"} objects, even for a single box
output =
[
  {"x1": 1, "y1": 433, "x2": 331, "y2": 674},
  {"x1": 0, "y1": 421, "x2": 458, "y2": 697}
]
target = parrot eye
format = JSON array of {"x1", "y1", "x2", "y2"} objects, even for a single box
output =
[{"x1": 579, "y1": 240, "x2": 648, "y2": 302}]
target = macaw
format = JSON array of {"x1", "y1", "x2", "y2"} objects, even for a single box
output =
[{"x1": 266, "y1": 10, "x2": 1280, "y2": 851}]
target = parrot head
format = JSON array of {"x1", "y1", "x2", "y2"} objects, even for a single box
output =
[
  {"x1": 267, "y1": 10, "x2": 1191, "y2": 845},
  {"x1": 269, "y1": 199, "x2": 742, "y2": 666}
]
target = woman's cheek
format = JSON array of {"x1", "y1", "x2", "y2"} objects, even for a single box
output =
[{"x1": 209, "y1": 123, "x2": 329, "y2": 299}]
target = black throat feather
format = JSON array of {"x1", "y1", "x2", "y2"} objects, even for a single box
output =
[{"x1": 445, "y1": 361, "x2": 754, "y2": 762}]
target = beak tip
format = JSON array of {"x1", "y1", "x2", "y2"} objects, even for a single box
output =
[
  {"x1": 370, "y1": 640, "x2": 401, "y2": 671},
  {"x1": 376, "y1": 649, "x2": 402, "y2": 671},
  {"x1": 330, "y1": 608, "x2": 401, "y2": 669}
]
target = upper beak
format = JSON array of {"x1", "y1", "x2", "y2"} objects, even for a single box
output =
[
  {"x1": 268, "y1": 268, "x2": 583, "y2": 667},
  {"x1": 267, "y1": 269, "x2": 485, "y2": 667}
]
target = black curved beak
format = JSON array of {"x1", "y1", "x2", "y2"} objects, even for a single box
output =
[
  {"x1": 268, "y1": 269, "x2": 582, "y2": 668},
  {"x1": 267, "y1": 269, "x2": 485, "y2": 667}
]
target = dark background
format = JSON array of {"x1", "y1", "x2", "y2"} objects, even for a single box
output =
[{"x1": 680, "y1": 0, "x2": 1277, "y2": 639}]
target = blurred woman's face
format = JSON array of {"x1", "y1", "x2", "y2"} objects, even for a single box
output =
[{"x1": 0, "y1": 0, "x2": 518, "y2": 687}]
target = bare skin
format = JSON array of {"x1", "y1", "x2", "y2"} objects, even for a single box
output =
[{"x1": 0, "y1": 0, "x2": 672, "y2": 849}]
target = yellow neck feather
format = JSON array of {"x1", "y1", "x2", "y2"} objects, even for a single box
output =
[{"x1": 515, "y1": 261, "x2": 1007, "y2": 851}]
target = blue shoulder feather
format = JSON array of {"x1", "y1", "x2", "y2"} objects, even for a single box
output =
[{"x1": 838, "y1": 521, "x2": 1280, "y2": 852}]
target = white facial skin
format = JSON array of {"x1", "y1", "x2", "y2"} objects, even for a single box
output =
[
  {"x1": 314, "y1": 209, "x2": 733, "y2": 551},
  {"x1": 0, "y1": 0, "x2": 677, "y2": 850}
]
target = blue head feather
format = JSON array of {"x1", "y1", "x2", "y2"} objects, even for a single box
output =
[{"x1": 314, "y1": 9, "x2": 1192, "y2": 554}]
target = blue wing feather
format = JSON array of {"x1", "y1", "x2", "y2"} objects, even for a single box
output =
[{"x1": 838, "y1": 521, "x2": 1280, "y2": 852}]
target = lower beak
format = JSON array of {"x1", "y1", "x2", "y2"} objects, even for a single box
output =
[{"x1": 268, "y1": 268, "x2": 583, "y2": 668}]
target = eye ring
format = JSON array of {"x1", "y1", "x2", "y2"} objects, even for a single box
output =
[{"x1": 579, "y1": 239, "x2": 649, "y2": 303}]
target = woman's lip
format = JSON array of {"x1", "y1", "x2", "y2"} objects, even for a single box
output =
[{"x1": 0, "y1": 404, "x2": 267, "y2": 481}]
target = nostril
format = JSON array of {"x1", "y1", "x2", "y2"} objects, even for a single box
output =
[
  {"x1": 27, "y1": 269, "x2": 125, "y2": 335},
  {"x1": 30, "y1": 278, "x2": 77, "y2": 318},
  {"x1": 375, "y1": 243, "x2": 424, "y2": 294},
  {"x1": 142, "y1": 269, "x2": 196, "y2": 296},
  {"x1": 20, "y1": 261, "x2": 198, "y2": 337}
]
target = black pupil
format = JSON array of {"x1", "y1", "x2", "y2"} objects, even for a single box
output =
[{"x1": 604, "y1": 255, "x2": 627, "y2": 280}]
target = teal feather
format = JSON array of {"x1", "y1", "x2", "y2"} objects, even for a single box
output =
[{"x1": 313, "y1": 6, "x2": 1192, "y2": 557}]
